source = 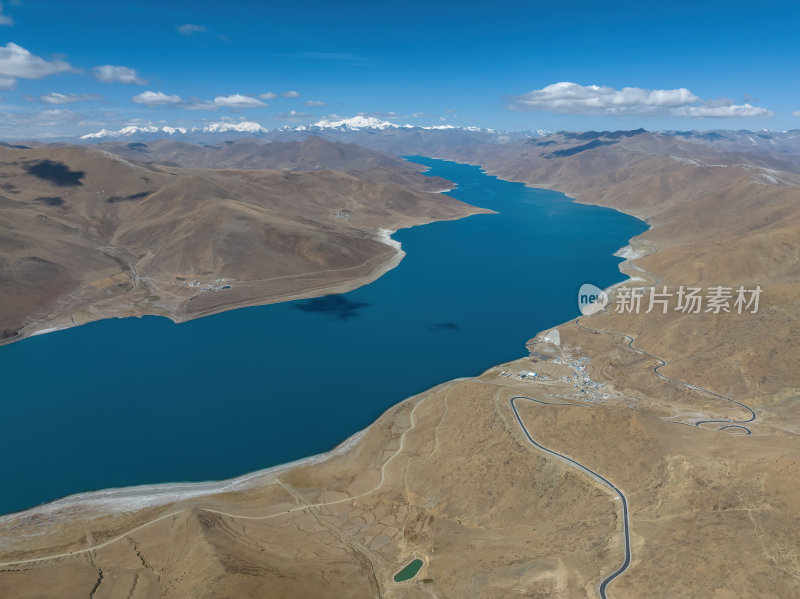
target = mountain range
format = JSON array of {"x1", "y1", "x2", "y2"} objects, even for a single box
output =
[
  {"x1": 77, "y1": 116, "x2": 525, "y2": 140},
  {"x1": 47, "y1": 120, "x2": 800, "y2": 175}
]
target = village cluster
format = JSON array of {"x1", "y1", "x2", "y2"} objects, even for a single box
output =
[
  {"x1": 183, "y1": 278, "x2": 232, "y2": 292},
  {"x1": 500, "y1": 349, "x2": 610, "y2": 403}
]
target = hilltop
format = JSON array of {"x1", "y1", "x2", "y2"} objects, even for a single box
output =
[{"x1": 0, "y1": 143, "x2": 482, "y2": 344}]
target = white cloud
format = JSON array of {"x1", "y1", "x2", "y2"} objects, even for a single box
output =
[
  {"x1": 259, "y1": 92, "x2": 277, "y2": 100},
  {"x1": 507, "y1": 82, "x2": 696, "y2": 114},
  {"x1": 505, "y1": 82, "x2": 774, "y2": 118},
  {"x1": 282, "y1": 90, "x2": 300, "y2": 98},
  {"x1": 0, "y1": 43, "x2": 72, "y2": 85},
  {"x1": 793, "y1": 110, "x2": 800, "y2": 117},
  {"x1": 181, "y1": 98, "x2": 216, "y2": 110},
  {"x1": 0, "y1": 107, "x2": 85, "y2": 138},
  {"x1": 304, "y1": 99, "x2": 325, "y2": 107},
  {"x1": 212, "y1": 94, "x2": 266, "y2": 108},
  {"x1": 0, "y1": 3, "x2": 13, "y2": 26},
  {"x1": 33, "y1": 108, "x2": 82, "y2": 126},
  {"x1": 93, "y1": 65, "x2": 145, "y2": 85},
  {"x1": 139, "y1": 93, "x2": 268, "y2": 110},
  {"x1": 0, "y1": 76, "x2": 14, "y2": 89},
  {"x1": 132, "y1": 90, "x2": 182, "y2": 106},
  {"x1": 672, "y1": 103, "x2": 773, "y2": 118},
  {"x1": 177, "y1": 24, "x2": 206, "y2": 35},
  {"x1": 274, "y1": 109, "x2": 313, "y2": 121},
  {"x1": 41, "y1": 92, "x2": 102, "y2": 104}
]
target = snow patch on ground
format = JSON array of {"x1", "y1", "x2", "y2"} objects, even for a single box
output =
[
  {"x1": 613, "y1": 245, "x2": 646, "y2": 260},
  {"x1": 29, "y1": 326, "x2": 67, "y2": 337},
  {"x1": 375, "y1": 228, "x2": 401, "y2": 252}
]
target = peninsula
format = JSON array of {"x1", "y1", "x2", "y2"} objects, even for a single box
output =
[{"x1": 0, "y1": 138, "x2": 485, "y2": 345}]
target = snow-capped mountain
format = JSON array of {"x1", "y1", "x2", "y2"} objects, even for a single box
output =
[
  {"x1": 81, "y1": 125, "x2": 188, "y2": 140},
  {"x1": 79, "y1": 117, "x2": 513, "y2": 141},
  {"x1": 80, "y1": 121, "x2": 268, "y2": 140},
  {"x1": 306, "y1": 116, "x2": 398, "y2": 130},
  {"x1": 198, "y1": 121, "x2": 269, "y2": 134},
  {"x1": 301, "y1": 116, "x2": 502, "y2": 132},
  {"x1": 74, "y1": 118, "x2": 546, "y2": 155}
]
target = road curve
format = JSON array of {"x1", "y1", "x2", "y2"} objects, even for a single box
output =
[
  {"x1": 574, "y1": 318, "x2": 756, "y2": 434},
  {"x1": 576, "y1": 241, "x2": 756, "y2": 434},
  {"x1": 509, "y1": 395, "x2": 631, "y2": 599}
]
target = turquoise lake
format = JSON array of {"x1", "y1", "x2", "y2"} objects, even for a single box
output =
[{"x1": 0, "y1": 158, "x2": 647, "y2": 515}]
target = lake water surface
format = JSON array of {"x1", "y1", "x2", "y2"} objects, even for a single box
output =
[{"x1": 0, "y1": 158, "x2": 647, "y2": 515}]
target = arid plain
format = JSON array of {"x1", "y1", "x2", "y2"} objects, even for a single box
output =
[{"x1": 1, "y1": 132, "x2": 799, "y2": 598}]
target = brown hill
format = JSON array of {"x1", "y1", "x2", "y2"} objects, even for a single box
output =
[
  {"x1": 0, "y1": 145, "x2": 483, "y2": 344},
  {"x1": 93, "y1": 136, "x2": 451, "y2": 190},
  {"x1": 430, "y1": 130, "x2": 800, "y2": 399},
  {"x1": 438, "y1": 129, "x2": 800, "y2": 183}
]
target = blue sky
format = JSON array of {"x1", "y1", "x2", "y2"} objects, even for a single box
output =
[{"x1": 0, "y1": 0, "x2": 798, "y2": 138}]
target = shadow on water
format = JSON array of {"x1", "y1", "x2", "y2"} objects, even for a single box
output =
[
  {"x1": 293, "y1": 295, "x2": 371, "y2": 320},
  {"x1": 428, "y1": 322, "x2": 460, "y2": 332}
]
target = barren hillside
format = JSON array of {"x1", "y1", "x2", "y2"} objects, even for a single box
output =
[
  {"x1": 0, "y1": 144, "x2": 483, "y2": 344},
  {"x1": 2, "y1": 137, "x2": 799, "y2": 598}
]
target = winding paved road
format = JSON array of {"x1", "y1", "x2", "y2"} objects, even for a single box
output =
[
  {"x1": 509, "y1": 395, "x2": 631, "y2": 598},
  {"x1": 576, "y1": 241, "x2": 756, "y2": 435},
  {"x1": 574, "y1": 318, "x2": 756, "y2": 434}
]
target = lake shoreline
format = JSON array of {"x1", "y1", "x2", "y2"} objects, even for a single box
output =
[
  {"x1": 0, "y1": 159, "x2": 649, "y2": 521},
  {"x1": 0, "y1": 428, "x2": 368, "y2": 524},
  {"x1": 2, "y1": 204, "x2": 469, "y2": 348}
]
